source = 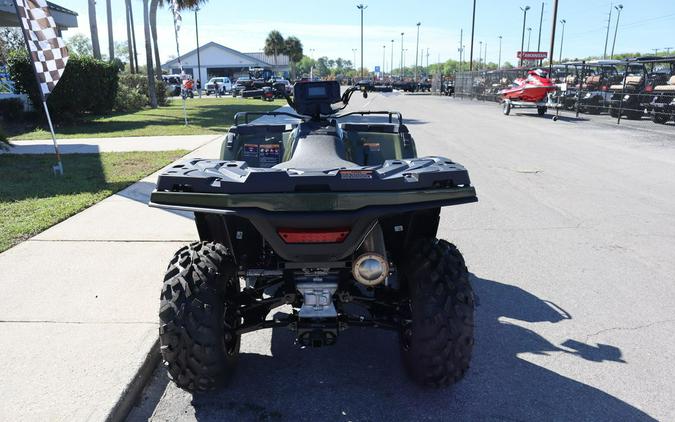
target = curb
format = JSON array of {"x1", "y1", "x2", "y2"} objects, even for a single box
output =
[{"x1": 106, "y1": 337, "x2": 160, "y2": 422}]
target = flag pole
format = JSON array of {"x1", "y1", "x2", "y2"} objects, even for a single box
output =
[
  {"x1": 171, "y1": 0, "x2": 188, "y2": 126},
  {"x1": 13, "y1": 0, "x2": 65, "y2": 175},
  {"x1": 42, "y1": 100, "x2": 63, "y2": 174}
]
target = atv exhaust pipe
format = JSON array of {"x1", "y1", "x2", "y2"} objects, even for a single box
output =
[{"x1": 352, "y1": 223, "x2": 389, "y2": 286}]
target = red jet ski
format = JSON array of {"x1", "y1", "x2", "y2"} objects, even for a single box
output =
[{"x1": 500, "y1": 69, "x2": 557, "y2": 102}]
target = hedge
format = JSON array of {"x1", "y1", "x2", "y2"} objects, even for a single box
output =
[
  {"x1": 7, "y1": 51, "x2": 119, "y2": 121},
  {"x1": 115, "y1": 72, "x2": 168, "y2": 112}
]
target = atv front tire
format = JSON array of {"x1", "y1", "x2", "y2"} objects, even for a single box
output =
[
  {"x1": 159, "y1": 241, "x2": 241, "y2": 391},
  {"x1": 400, "y1": 239, "x2": 475, "y2": 388}
]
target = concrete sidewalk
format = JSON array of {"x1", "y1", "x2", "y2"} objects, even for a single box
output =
[
  {"x1": 2, "y1": 134, "x2": 220, "y2": 154},
  {"x1": 0, "y1": 137, "x2": 222, "y2": 421}
]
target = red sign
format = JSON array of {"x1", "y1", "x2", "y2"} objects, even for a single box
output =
[{"x1": 517, "y1": 51, "x2": 548, "y2": 59}]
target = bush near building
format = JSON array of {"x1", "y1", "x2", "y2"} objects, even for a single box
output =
[{"x1": 7, "y1": 52, "x2": 119, "y2": 121}]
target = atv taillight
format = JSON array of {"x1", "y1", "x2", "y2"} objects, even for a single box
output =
[{"x1": 278, "y1": 228, "x2": 350, "y2": 243}]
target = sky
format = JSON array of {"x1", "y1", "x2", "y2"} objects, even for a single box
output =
[{"x1": 56, "y1": 0, "x2": 675, "y2": 70}]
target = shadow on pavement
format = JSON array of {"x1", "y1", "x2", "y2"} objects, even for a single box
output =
[{"x1": 187, "y1": 275, "x2": 654, "y2": 422}]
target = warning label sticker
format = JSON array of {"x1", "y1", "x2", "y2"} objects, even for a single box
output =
[
  {"x1": 363, "y1": 142, "x2": 381, "y2": 152},
  {"x1": 243, "y1": 144, "x2": 258, "y2": 158},
  {"x1": 259, "y1": 144, "x2": 281, "y2": 167},
  {"x1": 339, "y1": 170, "x2": 373, "y2": 180}
]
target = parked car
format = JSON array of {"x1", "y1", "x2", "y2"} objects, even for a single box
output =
[
  {"x1": 205, "y1": 77, "x2": 232, "y2": 95},
  {"x1": 162, "y1": 75, "x2": 182, "y2": 96}
]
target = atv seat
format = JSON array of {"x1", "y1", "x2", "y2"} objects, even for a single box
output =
[
  {"x1": 220, "y1": 124, "x2": 292, "y2": 168},
  {"x1": 610, "y1": 75, "x2": 643, "y2": 90},
  {"x1": 340, "y1": 122, "x2": 409, "y2": 166},
  {"x1": 654, "y1": 75, "x2": 675, "y2": 92}
]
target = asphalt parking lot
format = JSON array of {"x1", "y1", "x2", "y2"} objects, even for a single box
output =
[{"x1": 128, "y1": 92, "x2": 675, "y2": 422}]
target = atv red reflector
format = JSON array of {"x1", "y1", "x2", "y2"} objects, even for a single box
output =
[{"x1": 278, "y1": 228, "x2": 350, "y2": 243}]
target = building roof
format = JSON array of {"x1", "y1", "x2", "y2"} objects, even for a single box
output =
[
  {"x1": 162, "y1": 42, "x2": 289, "y2": 69},
  {"x1": 0, "y1": 1, "x2": 78, "y2": 28},
  {"x1": 244, "y1": 52, "x2": 290, "y2": 66}
]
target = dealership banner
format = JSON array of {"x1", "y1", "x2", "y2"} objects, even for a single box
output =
[{"x1": 517, "y1": 51, "x2": 548, "y2": 60}]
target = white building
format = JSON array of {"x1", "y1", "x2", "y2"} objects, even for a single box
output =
[{"x1": 162, "y1": 42, "x2": 290, "y2": 84}]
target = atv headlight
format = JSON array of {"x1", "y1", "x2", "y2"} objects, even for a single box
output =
[
  {"x1": 584, "y1": 92, "x2": 592, "y2": 98},
  {"x1": 623, "y1": 94, "x2": 631, "y2": 100},
  {"x1": 670, "y1": 98, "x2": 675, "y2": 105}
]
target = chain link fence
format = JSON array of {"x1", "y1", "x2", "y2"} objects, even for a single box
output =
[{"x1": 453, "y1": 58, "x2": 675, "y2": 126}]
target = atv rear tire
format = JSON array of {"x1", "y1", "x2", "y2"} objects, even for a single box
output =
[
  {"x1": 400, "y1": 238, "x2": 475, "y2": 388},
  {"x1": 159, "y1": 241, "x2": 241, "y2": 392}
]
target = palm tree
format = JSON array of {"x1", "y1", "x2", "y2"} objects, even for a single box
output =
[
  {"x1": 106, "y1": 0, "x2": 114, "y2": 60},
  {"x1": 128, "y1": 0, "x2": 139, "y2": 71},
  {"x1": 143, "y1": 0, "x2": 157, "y2": 108},
  {"x1": 284, "y1": 36, "x2": 303, "y2": 80},
  {"x1": 125, "y1": 0, "x2": 134, "y2": 72},
  {"x1": 88, "y1": 0, "x2": 101, "y2": 59},
  {"x1": 150, "y1": 1, "x2": 207, "y2": 80},
  {"x1": 264, "y1": 30, "x2": 285, "y2": 67},
  {"x1": 149, "y1": 0, "x2": 163, "y2": 80}
]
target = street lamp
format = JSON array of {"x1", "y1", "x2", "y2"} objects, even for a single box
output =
[
  {"x1": 390, "y1": 39, "x2": 394, "y2": 79},
  {"x1": 469, "y1": 0, "x2": 476, "y2": 71},
  {"x1": 610, "y1": 4, "x2": 623, "y2": 58},
  {"x1": 400, "y1": 32, "x2": 404, "y2": 78},
  {"x1": 498, "y1": 35, "x2": 502, "y2": 69},
  {"x1": 357, "y1": 4, "x2": 367, "y2": 80},
  {"x1": 559, "y1": 19, "x2": 566, "y2": 63},
  {"x1": 414, "y1": 22, "x2": 421, "y2": 82},
  {"x1": 519, "y1": 5, "x2": 531, "y2": 67},
  {"x1": 603, "y1": 3, "x2": 613, "y2": 59},
  {"x1": 479, "y1": 41, "x2": 483, "y2": 68},
  {"x1": 527, "y1": 27, "x2": 532, "y2": 51},
  {"x1": 382, "y1": 44, "x2": 386, "y2": 78}
]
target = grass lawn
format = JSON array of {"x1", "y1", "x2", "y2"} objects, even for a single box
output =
[
  {"x1": 9, "y1": 97, "x2": 286, "y2": 140},
  {"x1": 0, "y1": 150, "x2": 187, "y2": 252}
]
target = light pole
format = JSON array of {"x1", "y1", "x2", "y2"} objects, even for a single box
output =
[
  {"x1": 537, "y1": 1, "x2": 544, "y2": 65},
  {"x1": 357, "y1": 4, "x2": 367, "y2": 80},
  {"x1": 479, "y1": 41, "x2": 483, "y2": 68},
  {"x1": 414, "y1": 22, "x2": 421, "y2": 81},
  {"x1": 610, "y1": 4, "x2": 623, "y2": 58},
  {"x1": 548, "y1": 0, "x2": 559, "y2": 74},
  {"x1": 520, "y1": 5, "x2": 531, "y2": 67},
  {"x1": 458, "y1": 28, "x2": 463, "y2": 72},
  {"x1": 498, "y1": 35, "x2": 502, "y2": 69},
  {"x1": 485, "y1": 42, "x2": 488, "y2": 68},
  {"x1": 559, "y1": 19, "x2": 566, "y2": 63},
  {"x1": 194, "y1": 6, "x2": 202, "y2": 98},
  {"x1": 382, "y1": 44, "x2": 386, "y2": 78},
  {"x1": 390, "y1": 39, "x2": 394, "y2": 79},
  {"x1": 469, "y1": 0, "x2": 476, "y2": 71},
  {"x1": 400, "y1": 32, "x2": 404, "y2": 78},
  {"x1": 527, "y1": 27, "x2": 532, "y2": 51},
  {"x1": 603, "y1": 3, "x2": 613, "y2": 59}
]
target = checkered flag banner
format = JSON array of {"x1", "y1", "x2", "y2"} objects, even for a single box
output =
[{"x1": 14, "y1": 0, "x2": 69, "y2": 98}]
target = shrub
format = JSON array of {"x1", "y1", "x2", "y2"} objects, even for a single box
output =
[
  {"x1": 114, "y1": 82, "x2": 146, "y2": 112},
  {"x1": 7, "y1": 51, "x2": 119, "y2": 121},
  {"x1": 115, "y1": 72, "x2": 169, "y2": 111},
  {"x1": 0, "y1": 97, "x2": 24, "y2": 120}
]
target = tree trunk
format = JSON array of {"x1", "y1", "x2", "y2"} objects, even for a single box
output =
[
  {"x1": 143, "y1": 0, "x2": 158, "y2": 108},
  {"x1": 150, "y1": 0, "x2": 162, "y2": 80},
  {"x1": 106, "y1": 0, "x2": 114, "y2": 60},
  {"x1": 129, "y1": 0, "x2": 139, "y2": 72},
  {"x1": 125, "y1": 0, "x2": 134, "y2": 72},
  {"x1": 88, "y1": 0, "x2": 101, "y2": 59}
]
